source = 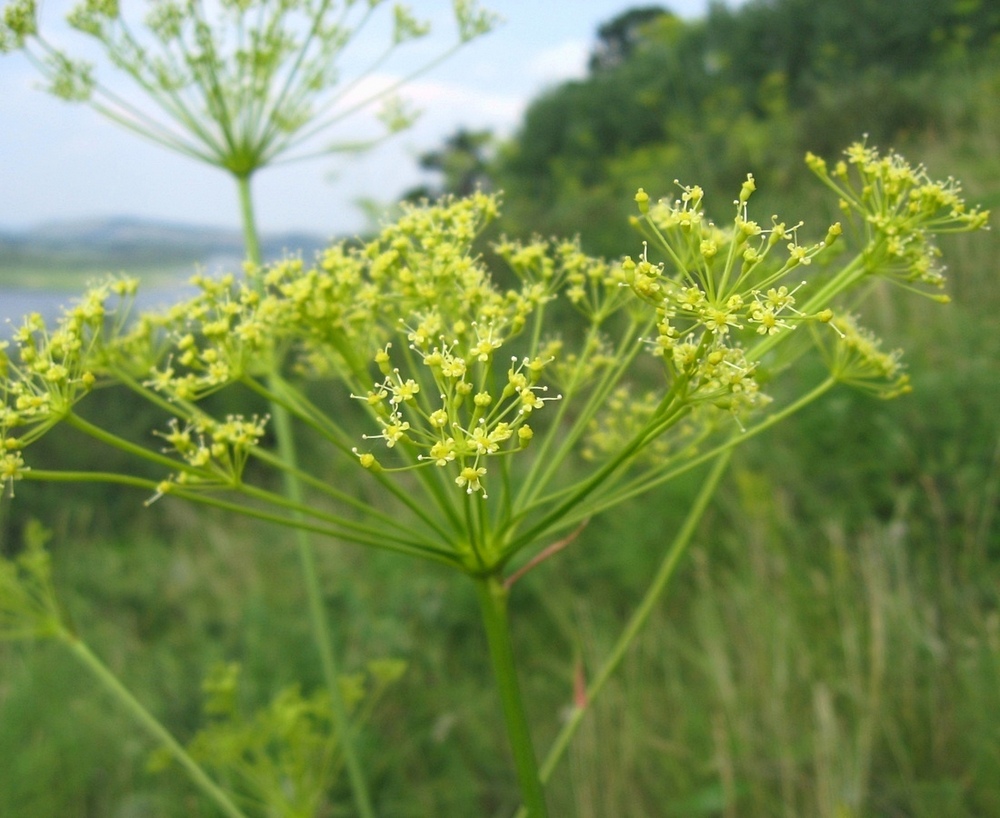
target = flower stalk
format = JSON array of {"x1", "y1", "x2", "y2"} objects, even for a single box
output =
[{"x1": 475, "y1": 574, "x2": 550, "y2": 818}]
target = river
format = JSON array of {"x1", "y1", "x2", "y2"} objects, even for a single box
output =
[{"x1": 1, "y1": 283, "x2": 195, "y2": 340}]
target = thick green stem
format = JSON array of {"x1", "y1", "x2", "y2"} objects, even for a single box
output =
[
  {"x1": 63, "y1": 634, "x2": 249, "y2": 818},
  {"x1": 236, "y1": 173, "x2": 376, "y2": 818},
  {"x1": 474, "y1": 575, "x2": 550, "y2": 818},
  {"x1": 512, "y1": 451, "x2": 732, "y2": 818}
]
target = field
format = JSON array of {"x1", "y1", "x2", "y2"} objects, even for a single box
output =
[{"x1": 2, "y1": 4, "x2": 1000, "y2": 817}]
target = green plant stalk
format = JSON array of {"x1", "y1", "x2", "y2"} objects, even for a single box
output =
[
  {"x1": 19, "y1": 468, "x2": 465, "y2": 567},
  {"x1": 237, "y1": 174, "x2": 262, "y2": 266},
  {"x1": 237, "y1": 174, "x2": 376, "y2": 818},
  {"x1": 510, "y1": 450, "x2": 733, "y2": 818},
  {"x1": 504, "y1": 379, "x2": 691, "y2": 561},
  {"x1": 61, "y1": 632, "x2": 249, "y2": 818},
  {"x1": 587, "y1": 375, "x2": 838, "y2": 517},
  {"x1": 474, "y1": 574, "x2": 550, "y2": 818},
  {"x1": 515, "y1": 313, "x2": 653, "y2": 509},
  {"x1": 239, "y1": 373, "x2": 460, "y2": 538},
  {"x1": 63, "y1": 411, "x2": 202, "y2": 475}
]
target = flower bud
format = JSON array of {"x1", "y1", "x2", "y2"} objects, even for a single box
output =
[{"x1": 634, "y1": 188, "x2": 650, "y2": 215}]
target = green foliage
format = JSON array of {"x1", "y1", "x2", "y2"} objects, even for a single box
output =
[
  {"x1": 404, "y1": 127, "x2": 496, "y2": 201},
  {"x1": 492, "y1": 0, "x2": 1000, "y2": 256},
  {"x1": 0, "y1": 143, "x2": 988, "y2": 814},
  {"x1": 148, "y1": 659, "x2": 406, "y2": 818},
  {"x1": 588, "y1": 6, "x2": 673, "y2": 73},
  {"x1": 0, "y1": 518, "x2": 60, "y2": 640},
  {"x1": 707, "y1": 0, "x2": 1000, "y2": 98},
  {"x1": 4, "y1": 458, "x2": 997, "y2": 816}
]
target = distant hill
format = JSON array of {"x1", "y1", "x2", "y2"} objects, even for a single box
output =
[{"x1": 0, "y1": 216, "x2": 331, "y2": 285}]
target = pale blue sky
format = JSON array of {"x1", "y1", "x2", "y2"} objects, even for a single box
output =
[{"x1": 1, "y1": 1, "x2": 736, "y2": 237}]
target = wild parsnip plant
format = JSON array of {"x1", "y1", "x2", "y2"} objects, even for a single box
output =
[
  {"x1": 0, "y1": 0, "x2": 498, "y2": 260},
  {"x1": 0, "y1": 132, "x2": 988, "y2": 814},
  {"x1": 2, "y1": 1, "x2": 497, "y2": 815}
]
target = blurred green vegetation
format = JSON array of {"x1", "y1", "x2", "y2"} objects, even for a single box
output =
[
  {"x1": 2, "y1": 0, "x2": 1000, "y2": 815},
  {"x1": 493, "y1": 0, "x2": 1000, "y2": 255}
]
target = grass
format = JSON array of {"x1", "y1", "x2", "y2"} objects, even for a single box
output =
[
  {"x1": 2, "y1": 64, "x2": 999, "y2": 817},
  {"x1": 4, "y1": 445, "x2": 997, "y2": 816},
  {"x1": 3, "y1": 346, "x2": 997, "y2": 812}
]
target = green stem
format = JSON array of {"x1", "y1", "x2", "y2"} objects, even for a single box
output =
[
  {"x1": 237, "y1": 174, "x2": 376, "y2": 818},
  {"x1": 271, "y1": 405, "x2": 378, "y2": 818},
  {"x1": 590, "y1": 375, "x2": 838, "y2": 515},
  {"x1": 512, "y1": 450, "x2": 733, "y2": 818},
  {"x1": 62, "y1": 634, "x2": 249, "y2": 818},
  {"x1": 504, "y1": 385, "x2": 690, "y2": 562},
  {"x1": 516, "y1": 314, "x2": 651, "y2": 509},
  {"x1": 21, "y1": 469, "x2": 464, "y2": 567},
  {"x1": 236, "y1": 175, "x2": 262, "y2": 266},
  {"x1": 246, "y1": 374, "x2": 457, "y2": 541},
  {"x1": 523, "y1": 377, "x2": 834, "y2": 548},
  {"x1": 64, "y1": 411, "x2": 198, "y2": 475},
  {"x1": 474, "y1": 575, "x2": 549, "y2": 818}
]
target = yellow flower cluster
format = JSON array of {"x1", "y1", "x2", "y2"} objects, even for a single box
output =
[
  {"x1": 135, "y1": 194, "x2": 518, "y2": 401},
  {"x1": 625, "y1": 176, "x2": 834, "y2": 416},
  {"x1": 0, "y1": 278, "x2": 137, "y2": 494},
  {"x1": 150, "y1": 413, "x2": 269, "y2": 501},
  {"x1": 1, "y1": 147, "x2": 986, "y2": 511},
  {"x1": 806, "y1": 142, "x2": 989, "y2": 293},
  {"x1": 817, "y1": 315, "x2": 911, "y2": 399},
  {"x1": 354, "y1": 343, "x2": 554, "y2": 498}
]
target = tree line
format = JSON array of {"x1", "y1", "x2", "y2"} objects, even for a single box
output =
[{"x1": 409, "y1": 0, "x2": 1000, "y2": 255}]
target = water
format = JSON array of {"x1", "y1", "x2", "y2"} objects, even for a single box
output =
[{"x1": 1, "y1": 285, "x2": 193, "y2": 340}]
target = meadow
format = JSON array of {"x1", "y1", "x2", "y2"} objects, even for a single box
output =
[{"x1": 2, "y1": 2, "x2": 999, "y2": 817}]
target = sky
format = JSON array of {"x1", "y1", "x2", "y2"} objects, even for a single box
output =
[{"x1": 0, "y1": 0, "x2": 735, "y2": 239}]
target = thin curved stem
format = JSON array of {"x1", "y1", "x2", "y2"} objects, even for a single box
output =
[
  {"x1": 21, "y1": 469, "x2": 461, "y2": 567},
  {"x1": 243, "y1": 374, "x2": 459, "y2": 541},
  {"x1": 515, "y1": 314, "x2": 652, "y2": 510},
  {"x1": 512, "y1": 450, "x2": 732, "y2": 818},
  {"x1": 238, "y1": 176, "x2": 377, "y2": 818},
  {"x1": 63, "y1": 634, "x2": 249, "y2": 818},
  {"x1": 502, "y1": 383, "x2": 690, "y2": 563},
  {"x1": 590, "y1": 376, "x2": 837, "y2": 515}
]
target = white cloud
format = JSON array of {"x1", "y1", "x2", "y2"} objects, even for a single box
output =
[
  {"x1": 308, "y1": 71, "x2": 527, "y2": 147},
  {"x1": 403, "y1": 77, "x2": 526, "y2": 131},
  {"x1": 526, "y1": 39, "x2": 590, "y2": 86}
]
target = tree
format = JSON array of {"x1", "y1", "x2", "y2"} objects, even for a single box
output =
[
  {"x1": 588, "y1": 5, "x2": 671, "y2": 72},
  {"x1": 404, "y1": 127, "x2": 496, "y2": 201}
]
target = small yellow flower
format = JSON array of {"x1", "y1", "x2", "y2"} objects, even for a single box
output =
[{"x1": 455, "y1": 465, "x2": 487, "y2": 495}]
